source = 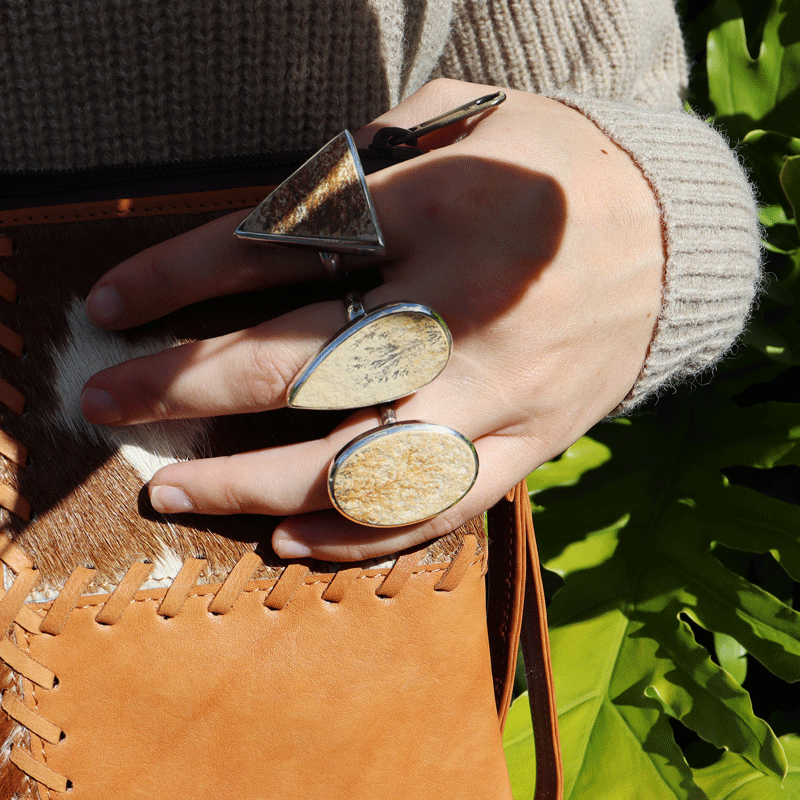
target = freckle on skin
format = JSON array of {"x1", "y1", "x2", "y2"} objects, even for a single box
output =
[{"x1": 601, "y1": 149, "x2": 609, "y2": 155}]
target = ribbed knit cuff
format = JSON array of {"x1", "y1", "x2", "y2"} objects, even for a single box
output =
[{"x1": 545, "y1": 91, "x2": 762, "y2": 412}]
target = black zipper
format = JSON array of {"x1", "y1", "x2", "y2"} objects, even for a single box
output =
[
  {"x1": 0, "y1": 93, "x2": 505, "y2": 212},
  {"x1": 0, "y1": 149, "x2": 403, "y2": 211}
]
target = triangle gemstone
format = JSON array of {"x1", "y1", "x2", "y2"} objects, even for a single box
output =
[{"x1": 236, "y1": 131, "x2": 385, "y2": 254}]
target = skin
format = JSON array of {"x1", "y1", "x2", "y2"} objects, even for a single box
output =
[{"x1": 81, "y1": 79, "x2": 665, "y2": 562}]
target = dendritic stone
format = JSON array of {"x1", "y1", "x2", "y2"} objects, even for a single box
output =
[{"x1": 288, "y1": 304, "x2": 451, "y2": 409}]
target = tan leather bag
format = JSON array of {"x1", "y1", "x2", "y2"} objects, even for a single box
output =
[{"x1": 0, "y1": 179, "x2": 561, "y2": 799}]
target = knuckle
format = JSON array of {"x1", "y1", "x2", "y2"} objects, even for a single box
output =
[
  {"x1": 125, "y1": 372, "x2": 172, "y2": 422},
  {"x1": 242, "y1": 342, "x2": 297, "y2": 408},
  {"x1": 335, "y1": 544, "x2": 373, "y2": 562},
  {"x1": 140, "y1": 251, "x2": 183, "y2": 310},
  {"x1": 424, "y1": 77, "x2": 461, "y2": 96},
  {"x1": 219, "y1": 478, "x2": 249, "y2": 515},
  {"x1": 231, "y1": 247, "x2": 269, "y2": 288},
  {"x1": 427, "y1": 510, "x2": 460, "y2": 539}
]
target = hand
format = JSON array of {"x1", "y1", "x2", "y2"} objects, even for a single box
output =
[{"x1": 81, "y1": 78, "x2": 664, "y2": 561}]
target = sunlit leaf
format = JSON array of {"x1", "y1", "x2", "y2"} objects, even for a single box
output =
[
  {"x1": 782, "y1": 156, "x2": 800, "y2": 225},
  {"x1": 694, "y1": 735, "x2": 800, "y2": 798},
  {"x1": 508, "y1": 4, "x2": 800, "y2": 799},
  {"x1": 714, "y1": 632, "x2": 748, "y2": 685},
  {"x1": 760, "y1": 203, "x2": 791, "y2": 229},
  {"x1": 739, "y1": 320, "x2": 792, "y2": 363},
  {"x1": 740, "y1": 132, "x2": 800, "y2": 212},
  {"x1": 527, "y1": 386, "x2": 799, "y2": 798},
  {"x1": 503, "y1": 694, "x2": 537, "y2": 800},
  {"x1": 707, "y1": 0, "x2": 800, "y2": 140}
]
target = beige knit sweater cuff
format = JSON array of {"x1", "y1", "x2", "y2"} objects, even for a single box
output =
[{"x1": 546, "y1": 91, "x2": 762, "y2": 412}]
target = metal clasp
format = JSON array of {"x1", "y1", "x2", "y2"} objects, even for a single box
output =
[{"x1": 369, "y1": 91, "x2": 506, "y2": 159}]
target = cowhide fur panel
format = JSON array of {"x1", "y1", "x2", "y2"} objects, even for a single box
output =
[{"x1": 0, "y1": 213, "x2": 466, "y2": 598}]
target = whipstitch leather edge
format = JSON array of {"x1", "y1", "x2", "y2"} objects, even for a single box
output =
[
  {"x1": 0, "y1": 241, "x2": 31, "y2": 523},
  {"x1": 0, "y1": 533, "x2": 483, "y2": 796}
]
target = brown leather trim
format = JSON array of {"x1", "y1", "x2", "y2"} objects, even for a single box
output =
[
  {"x1": 2, "y1": 692, "x2": 62, "y2": 745},
  {"x1": 0, "y1": 187, "x2": 274, "y2": 227},
  {"x1": 0, "y1": 484, "x2": 31, "y2": 521},
  {"x1": 0, "y1": 429, "x2": 27, "y2": 467},
  {"x1": 0, "y1": 320, "x2": 24, "y2": 357},
  {"x1": 486, "y1": 483, "x2": 526, "y2": 728},
  {"x1": 17, "y1": 553, "x2": 510, "y2": 799},
  {"x1": 0, "y1": 377, "x2": 25, "y2": 415},
  {"x1": 0, "y1": 271, "x2": 16, "y2": 302}
]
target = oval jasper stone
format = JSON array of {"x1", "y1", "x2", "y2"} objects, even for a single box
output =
[{"x1": 328, "y1": 422, "x2": 478, "y2": 527}]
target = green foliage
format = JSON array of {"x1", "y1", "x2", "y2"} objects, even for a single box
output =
[
  {"x1": 504, "y1": 693, "x2": 538, "y2": 799},
  {"x1": 695, "y1": 737, "x2": 800, "y2": 798},
  {"x1": 707, "y1": 0, "x2": 800, "y2": 141},
  {"x1": 505, "y1": 1, "x2": 800, "y2": 797}
]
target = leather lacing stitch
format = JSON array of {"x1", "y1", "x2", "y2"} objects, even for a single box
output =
[
  {"x1": 0, "y1": 234, "x2": 31, "y2": 522},
  {"x1": 0, "y1": 536, "x2": 67, "y2": 793},
  {"x1": 0, "y1": 533, "x2": 480, "y2": 794}
]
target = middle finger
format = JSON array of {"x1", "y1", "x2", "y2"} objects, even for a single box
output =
[{"x1": 81, "y1": 299, "x2": 348, "y2": 425}]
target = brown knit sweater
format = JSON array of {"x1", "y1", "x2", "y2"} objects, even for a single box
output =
[{"x1": 0, "y1": 0, "x2": 761, "y2": 408}]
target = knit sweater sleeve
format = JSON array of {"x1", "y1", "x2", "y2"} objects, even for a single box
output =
[{"x1": 433, "y1": 0, "x2": 762, "y2": 410}]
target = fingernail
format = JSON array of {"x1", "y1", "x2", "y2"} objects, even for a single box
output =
[
  {"x1": 150, "y1": 485, "x2": 195, "y2": 514},
  {"x1": 86, "y1": 284, "x2": 124, "y2": 325},
  {"x1": 273, "y1": 532, "x2": 312, "y2": 559},
  {"x1": 81, "y1": 387, "x2": 123, "y2": 424}
]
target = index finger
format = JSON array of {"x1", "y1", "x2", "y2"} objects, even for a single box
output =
[{"x1": 85, "y1": 210, "x2": 323, "y2": 329}]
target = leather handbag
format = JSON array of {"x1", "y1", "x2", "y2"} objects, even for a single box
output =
[{"x1": 0, "y1": 161, "x2": 562, "y2": 799}]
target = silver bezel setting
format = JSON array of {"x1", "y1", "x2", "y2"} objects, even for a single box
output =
[
  {"x1": 286, "y1": 302, "x2": 452, "y2": 409},
  {"x1": 234, "y1": 130, "x2": 386, "y2": 256},
  {"x1": 327, "y1": 421, "x2": 479, "y2": 527}
]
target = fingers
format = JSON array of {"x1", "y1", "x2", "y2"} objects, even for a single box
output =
[
  {"x1": 144, "y1": 381, "x2": 540, "y2": 561},
  {"x1": 81, "y1": 300, "x2": 348, "y2": 425},
  {"x1": 85, "y1": 210, "x2": 323, "y2": 330},
  {"x1": 80, "y1": 258, "x2": 480, "y2": 428},
  {"x1": 149, "y1": 425, "x2": 534, "y2": 563},
  {"x1": 86, "y1": 78, "x2": 507, "y2": 334},
  {"x1": 147, "y1": 409, "x2": 378, "y2": 517},
  {"x1": 273, "y1": 432, "x2": 535, "y2": 562}
]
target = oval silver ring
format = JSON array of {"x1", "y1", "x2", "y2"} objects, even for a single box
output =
[{"x1": 327, "y1": 421, "x2": 479, "y2": 527}]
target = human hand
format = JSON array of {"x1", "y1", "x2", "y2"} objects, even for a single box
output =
[{"x1": 81, "y1": 78, "x2": 664, "y2": 561}]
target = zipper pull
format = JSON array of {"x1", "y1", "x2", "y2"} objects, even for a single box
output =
[{"x1": 369, "y1": 91, "x2": 506, "y2": 160}]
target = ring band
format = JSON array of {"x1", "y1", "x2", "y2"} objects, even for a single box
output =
[{"x1": 236, "y1": 129, "x2": 478, "y2": 527}]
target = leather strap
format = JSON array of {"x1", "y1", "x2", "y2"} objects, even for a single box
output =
[
  {"x1": 486, "y1": 488, "x2": 527, "y2": 725},
  {"x1": 487, "y1": 482, "x2": 563, "y2": 800},
  {"x1": 519, "y1": 485, "x2": 564, "y2": 800}
]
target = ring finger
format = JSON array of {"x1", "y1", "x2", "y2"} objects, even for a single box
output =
[{"x1": 146, "y1": 366, "x2": 498, "y2": 515}]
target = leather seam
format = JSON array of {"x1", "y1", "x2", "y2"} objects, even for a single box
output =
[
  {"x1": 64, "y1": 560, "x2": 480, "y2": 613},
  {"x1": 0, "y1": 255, "x2": 32, "y2": 522},
  {"x1": 22, "y1": 629, "x2": 50, "y2": 800},
  {"x1": 0, "y1": 196, "x2": 263, "y2": 226}
]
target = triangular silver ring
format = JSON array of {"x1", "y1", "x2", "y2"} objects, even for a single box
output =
[{"x1": 235, "y1": 131, "x2": 385, "y2": 255}]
